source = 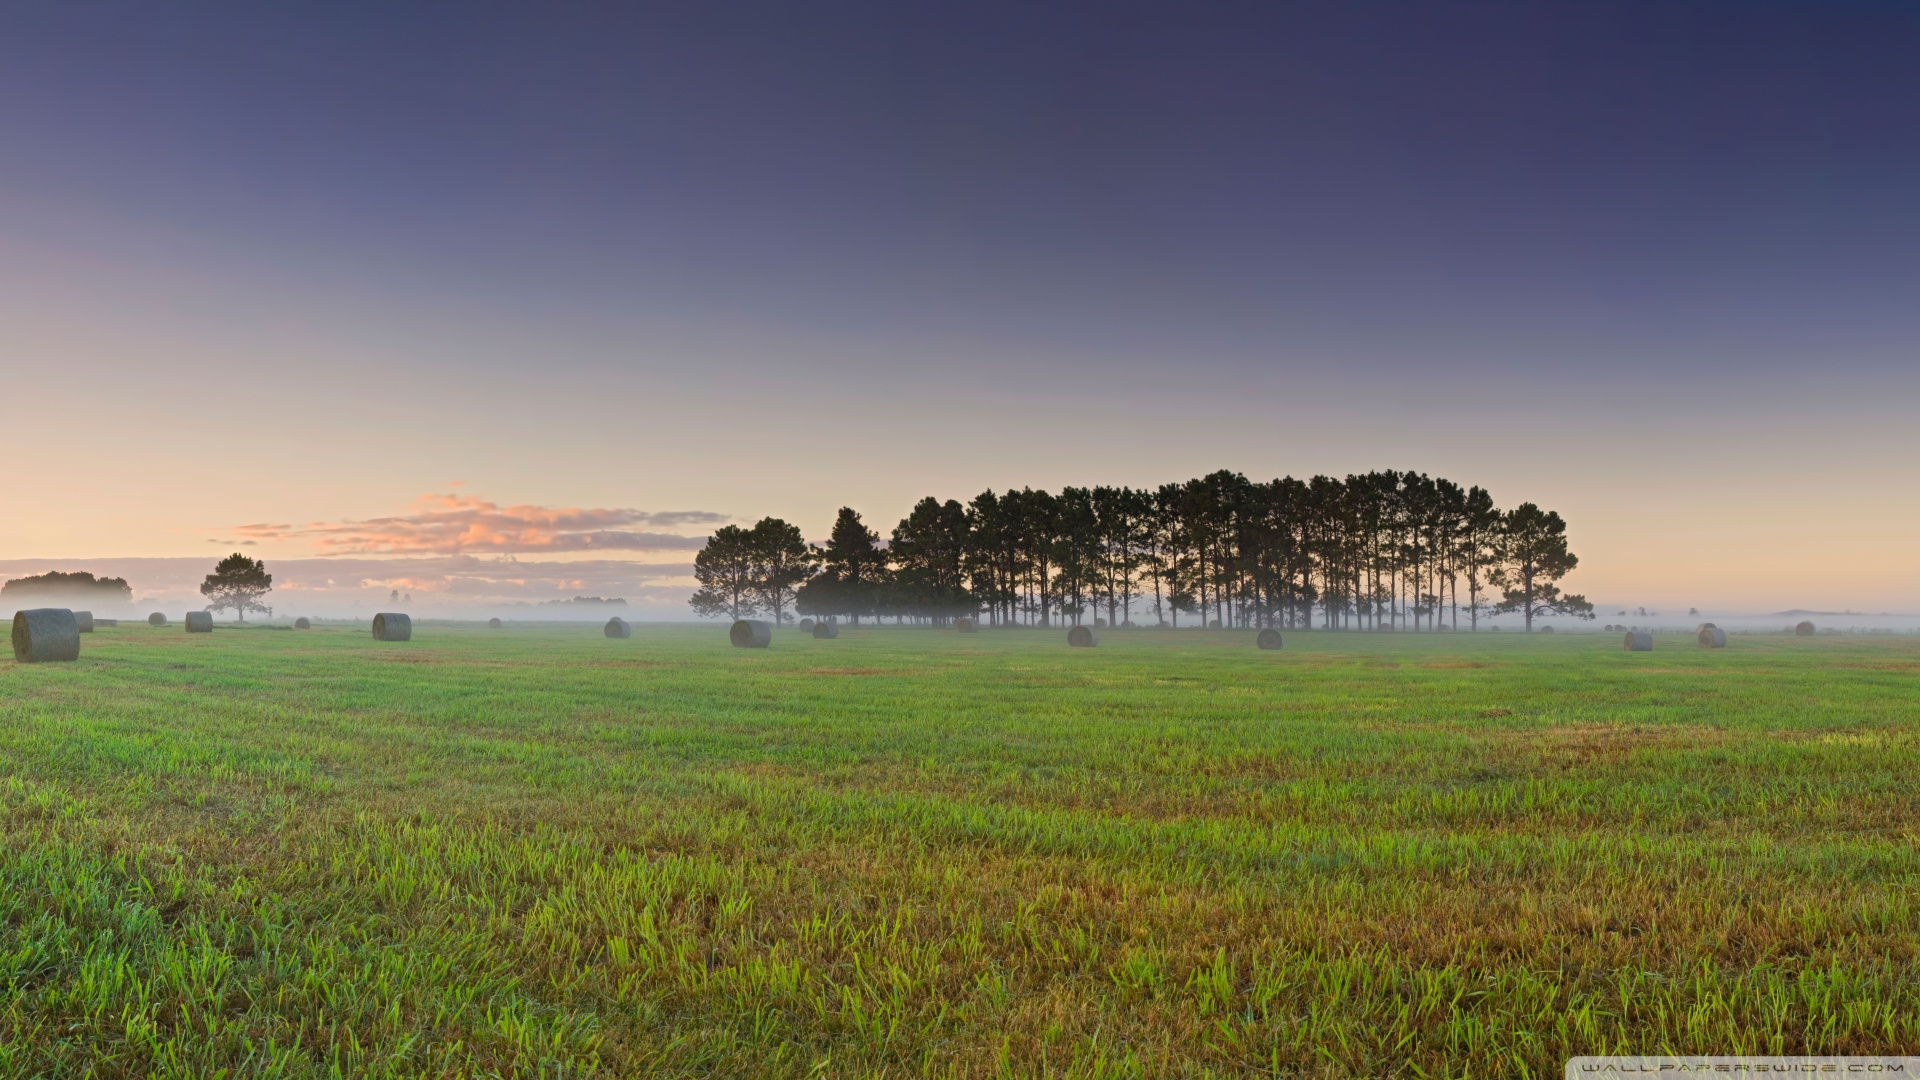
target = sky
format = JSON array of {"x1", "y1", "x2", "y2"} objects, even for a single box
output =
[{"x1": 1, "y1": 1, "x2": 1917, "y2": 617}]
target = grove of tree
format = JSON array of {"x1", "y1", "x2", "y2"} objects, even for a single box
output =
[
  {"x1": 0, "y1": 571, "x2": 134, "y2": 605},
  {"x1": 692, "y1": 470, "x2": 1593, "y2": 631}
]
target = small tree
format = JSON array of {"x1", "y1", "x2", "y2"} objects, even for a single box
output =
[
  {"x1": 689, "y1": 525, "x2": 759, "y2": 620},
  {"x1": 1492, "y1": 504, "x2": 1594, "y2": 632},
  {"x1": 201, "y1": 553, "x2": 273, "y2": 622}
]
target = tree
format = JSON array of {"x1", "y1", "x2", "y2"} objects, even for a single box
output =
[
  {"x1": 887, "y1": 497, "x2": 974, "y2": 623},
  {"x1": 963, "y1": 491, "x2": 1018, "y2": 626},
  {"x1": 1011, "y1": 488, "x2": 1059, "y2": 625},
  {"x1": 751, "y1": 517, "x2": 815, "y2": 625},
  {"x1": 748, "y1": 515, "x2": 810, "y2": 622},
  {"x1": 200, "y1": 554, "x2": 273, "y2": 622},
  {"x1": 1455, "y1": 486, "x2": 1502, "y2": 630},
  {"x1": 1493, "y1": 503, "x2": 1595, "y2": 631},
  {"x1": 797, "y1": 507, "x2": 887, "y2": 624},
  {"x1": 689, "y1": 525, "x2": 759, "y2": 620}
]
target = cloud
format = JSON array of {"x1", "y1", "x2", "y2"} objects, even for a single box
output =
[{"x1": 233, "y1": 494, "x2": 725, "y2": 555}]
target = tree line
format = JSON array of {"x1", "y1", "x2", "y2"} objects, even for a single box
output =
[
  {"x1": 1, "y1": 571, "x2": 133, "y2": 604},
  {"x1": 691, "y1": 470, "x2": 1592, "y2": 632}
]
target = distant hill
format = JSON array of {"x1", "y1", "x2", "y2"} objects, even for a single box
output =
[{"x1": 1, "y1": 571, "x2": 134, "y2": 605}]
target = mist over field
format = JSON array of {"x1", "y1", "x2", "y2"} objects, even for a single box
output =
[
  {"x1": 0, "y1": 556, "x2": 696, "y2": 621},
  {"x1": 5, "y1": 552, "x2": 1916, "y2": 634}
]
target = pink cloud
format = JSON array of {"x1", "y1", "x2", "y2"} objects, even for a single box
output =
[{"x1": 234, "y1": 493, "x2": 725, "y2": 555}]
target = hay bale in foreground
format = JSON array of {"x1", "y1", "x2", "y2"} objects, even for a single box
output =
[
  {"x1": 730, "y1": 619, "x2": 771, "y2": 648},
  {"x1": 1796, "y1": 620, "x2": 1815, "y2": 636},
  {"x1": 1623, "y1": 630, "x2": 1652, "y2": 651},
  {"x1": 1698, "y1": 626, "x2": 1726, "y2": 648},
  {"x1": 955, "y1": 617, "x2": 977, "y2": 633},
  {"x1": 294, "y1": 617, "x2": 311, "y2": 630},
  {"x1": 812, "y1": 621, "x2": 838, "y2": 639},
  {"x1": 74, "y1": 611, "x2": 94, "y2": 633},
  {"x1": 1256, "y1": 628, "x2": 1283, "y2": 650},
  {"x1": 488, "y1": 617, "x2": 503, "y2": 629},
  {"x1": 148, "y1": 612, "x2": 167, "y2": 626},
  {"x1": 184, "y1": 611, "x2": 212, "y2": 633},
  {"x1": 605, "y1": 617, "x2": 630, "y2": 639},
  {"x1": 1067, "y1": 625, "x2": 1097, "y2": 648},
  {"x1": 372, "y1": 613, "x2": 412, "y2": 642},
  {"x1": 12, "y1": 608, "x2": 80, "y2": 663},
  {"x1": 797, "y1": 618, "x2": 815, "y2": 632}
]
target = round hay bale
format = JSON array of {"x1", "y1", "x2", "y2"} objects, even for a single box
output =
[
  {"x1": 73, "y1": 611, "x2": 95, "y2": 633},
  {"x1": 730, "y1": 619, "x2": 771, "y2": 648},
  {"x1": 1694, "y1": 622, "x2": 1717, "y2": 636},
  {"x1": 488, "y1": 617, "x2": 503, "y2": 629},
  {"x1": 605, "y1": 617, "x2": 630, "y2": 639},
  {"x1": 812, "y1": 621, "x2": 838, "y2": 639},
  {"x1": 1539, "y1": 625, "x2": 1554, "y2": 633},
  {"x1": 1067, "y1": 625, "x2": 1097, "y2": 648},
  {"x1": 372, "y1": 613, "x2": 412, "y2": 642},
  {"x1": 1256, "y1": 628, "x2": 1283, "y2": 650},
  {"x1": 1623, "y1": 630, "x2": 1652, "y2": 651},
  {"x1": 184, "y1": 611, "x2": 212, "y2": 633},
  {"x1": 955, "y1": 617, "x2": 978, "y2": 633},
  {"x1": 294, "y1": 617, "x2": 311, "y2": 630},
  {"x1": 1208, "y1": 619, "x2": 1222, "y2": 630},
  {"x1": 148, "y1": 612, "x2": 168, "y2": 626},
  {"x1": 1698, "y1": 626, "x2": 1726, "y2": 648},
  {"x1": 1795, "y1": 620, "x2": 1815, "y2": 636},
  {"x1": 797, "y1": 618, "x2": 816, "y2": 632},
  {"x1": 12, "y1": 608, "x2": 80, "y2": 663}
]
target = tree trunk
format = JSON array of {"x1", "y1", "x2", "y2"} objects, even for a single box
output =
[{"x1": 1523, "y1": 562, "x2": 1535, "y2": 632}]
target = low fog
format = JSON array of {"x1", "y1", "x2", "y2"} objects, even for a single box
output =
[
  {"x1": 5, "y1": 556, "x2": 1918, "y2": 633},
  {"x1": 0, "y1": 557, "x2": 700, "y2": 622}
]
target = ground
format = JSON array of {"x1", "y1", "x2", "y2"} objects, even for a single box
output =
[{"x1": 1, "y1": 622, "x2": 1916, "y2": 1078}]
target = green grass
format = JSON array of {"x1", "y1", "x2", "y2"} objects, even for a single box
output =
[{"x1": 2, "y1": 623, "x2": 1918, "y2": 1078}]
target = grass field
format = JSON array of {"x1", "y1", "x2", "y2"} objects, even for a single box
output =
[{"x1": 2, "y1": 623, "x2": 1917, "y2": 1078}]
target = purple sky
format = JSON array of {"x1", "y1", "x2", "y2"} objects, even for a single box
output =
[{"x1": 2, "y1": 2, "x2": 1917, "y2": 613}]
